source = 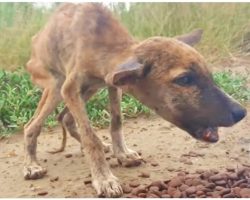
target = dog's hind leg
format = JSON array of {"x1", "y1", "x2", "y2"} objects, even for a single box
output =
[
  {"x1": 23, "y1": 73, "x2": 62, "y2": 179},
  {"x1": 108, "y1": 86, "x2": 142, "y2": 167}
]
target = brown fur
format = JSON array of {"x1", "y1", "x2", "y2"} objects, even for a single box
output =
[{"x1": 24, "y1": 3, "x2": 246, "y2": 197}]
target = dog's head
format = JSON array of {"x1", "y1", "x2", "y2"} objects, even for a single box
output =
[{"x1": 106, "y1": 29, "x2": 247, "y2": 143}]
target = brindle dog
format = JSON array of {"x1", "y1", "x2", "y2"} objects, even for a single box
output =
[{"x1": 24, "y1": 3, "x2": 246, "y2": 197}]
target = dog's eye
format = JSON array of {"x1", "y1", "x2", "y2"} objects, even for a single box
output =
[{"x1": 173, "y1": 74, "x2": 195, "y2": 86}]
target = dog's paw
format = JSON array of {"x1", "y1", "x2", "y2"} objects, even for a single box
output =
[
  {"x1": 116, "y1": 149, "x2": 143, "y2": 167},
  {"x1": 23, "y1": 164, "x2": 47, "y2": 180},
  {"x1": 92, "y1": 174, "x2": 123, "y2": 197}
]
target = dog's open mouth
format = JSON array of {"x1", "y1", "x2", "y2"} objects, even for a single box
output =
[{"x1": 195, "y1": 127, "x2": 219, "y2": 143}]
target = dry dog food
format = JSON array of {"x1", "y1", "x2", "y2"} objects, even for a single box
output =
[{"x1": 123, "y1": 166, "x2": 250, "y2": 198}]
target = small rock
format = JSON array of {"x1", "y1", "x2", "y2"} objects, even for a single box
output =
[
  {"x1": 84, "y1": 179, "x2": 92, "y2": 185},
  {"x1": 105, "y1": 156, "x2": 111, "y2": 161},
  {"x1": 123, "y1": 159, "x2": 142, "y2": 168},
  {"x1": 167, "y1": 167, "x2": 175, "y2": 172},
  {"x1": 50, "y1": 176, "x2": 59, "y2": 182},
  {"x1": 37, "y1": 191, "x2": 48, "y2": 196},
  {"x1": 65, "y1": 153, "x2": 72, "y2": 158},
  {"x1": 151, "y1": 162, "x2": 159, "y2": 167},
  {"x1": 138, "y1": 171, "x2": 150, "y2": 178},
  {"x1": 184, "y1": 160, "x2": 193, "y2": 165},
  {"x1": 196, "y1": 169, "x2": 205, "y2": 174}
]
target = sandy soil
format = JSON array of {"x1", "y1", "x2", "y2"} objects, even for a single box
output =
[
  {"x1": 0, "y1": 56, "x2": 249, "y2": 198},
  {"x1": 0, "y1": 105, "x2": 249, "y2": 197}
]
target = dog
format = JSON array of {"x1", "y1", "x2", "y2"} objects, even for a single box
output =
[{"x1": 24, "y1": 3, "x2": 246, "y2": 197}]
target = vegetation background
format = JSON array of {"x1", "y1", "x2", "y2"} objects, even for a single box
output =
[{"x1": 0, "y1": 3, "x2": 249, "y2": 135}]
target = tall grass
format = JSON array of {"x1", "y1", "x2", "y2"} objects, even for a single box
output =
[
  {"x1": 1, "y1": 3, "x2": 250, "y2": 69},
  {"x1": 116, "y1": 3, "x2": 250, "y2": 61},
  {"x1": 0, "y1": 3, "x2": 51, "y2": 70}
]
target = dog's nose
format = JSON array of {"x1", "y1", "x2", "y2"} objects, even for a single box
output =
[{"x1": 231, "y1": 106, "x2": 247, "y2": 123}]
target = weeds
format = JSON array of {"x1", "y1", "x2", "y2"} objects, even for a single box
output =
[
  {"x1": 213, "y1": 71, "x2": 250, "y2": 102},
  {"x1": 0, "y1": 69, "x2": 150, "y2": 135}
]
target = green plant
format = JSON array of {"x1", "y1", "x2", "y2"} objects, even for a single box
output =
[
  {"x1": 213, "y1": 71, "x2": 250, "y2": 102},
  {"x1": 0, "y1": 69, "x2": 150, "y2": 135}
]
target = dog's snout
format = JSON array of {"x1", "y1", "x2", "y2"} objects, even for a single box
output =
[{"x1": 231, "y1": 105, "x2": 247, "y2": 123}]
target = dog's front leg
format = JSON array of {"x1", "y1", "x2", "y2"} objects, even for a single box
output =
[
  {"x1": 62, "y1": 73, "x2": 122, "y2": 197},
  {"x1": 108, "y1": 86, "x2": 142, "y2": 167}
]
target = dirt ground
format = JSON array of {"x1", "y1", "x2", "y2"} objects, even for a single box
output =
[
  {"x1": 0, "y1": 106, "x2": 249, "y2": 197},
  {"x1": 0, "y1": 56, "x2": 249, "y2": 198}
]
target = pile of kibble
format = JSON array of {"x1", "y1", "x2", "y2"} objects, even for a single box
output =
[{"x1": 122, "y1": 166, "x2": 250, "y2": 198}]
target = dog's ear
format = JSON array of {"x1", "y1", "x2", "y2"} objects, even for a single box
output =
[
  {"x1": 105, "y1": 57, "x2": 151, "y2": 86},
  {"x1": 175, "y1": 29, "x2": 203, "y2": 46}
]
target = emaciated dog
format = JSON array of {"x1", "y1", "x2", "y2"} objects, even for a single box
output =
[{"x1": 24, "y1": 3, "x2": 246, "y2": 197}]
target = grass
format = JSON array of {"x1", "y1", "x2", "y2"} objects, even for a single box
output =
[
  {"x1": 0, "y1": 3, "x2": 51, "y2": 70},
  {"x1": 115, "y1": 3, "x2": 250, "y2": 62},
  {"x1": 1, "y1": 3, "x2": 250, "y2": 69},
  {"x1": 0, "y1": 68, "x2": 150, "y2": 135},
  {"x1": 213, "y1": 71, "x2": 250, "y2": 103},
  {"x1": 0, "y1": 3, "x2": 250, "y2": 135}
]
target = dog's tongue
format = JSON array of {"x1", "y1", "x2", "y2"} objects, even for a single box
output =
[{"x1": 202, "y1": 127, "x2": 219, "y2": 143}]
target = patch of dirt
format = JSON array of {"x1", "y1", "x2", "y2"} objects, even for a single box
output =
[{"x1": 0, "y1": 105, "x2": 249, "y2": 197}]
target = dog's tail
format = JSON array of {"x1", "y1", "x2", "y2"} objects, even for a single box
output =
[{"x1": 47, "y1": 107, "x2": 68, "y2": 154}]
